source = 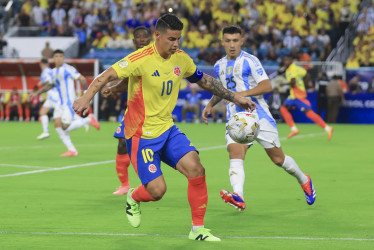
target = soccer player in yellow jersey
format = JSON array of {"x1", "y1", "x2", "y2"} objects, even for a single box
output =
[
  {"x1": 102, "y1": 27, "x2": 152, "y2": 196},
  {"x1": 280, "y1": 55, "x2": 334, "y2": 140},
  {"x1": 73, "y1": 14, "x2": 256, "y2": 242}
]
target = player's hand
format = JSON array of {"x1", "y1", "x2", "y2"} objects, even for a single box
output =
[
  {"x1": 101, "y1": 86, "x2": 113, "y2": 98},
  {"x1": 73, "y1": 96, "x2": 91, "y2": 116},
  {"x1": 202, "y1": 104, "x2": 212, "y2": 125},
  {"x1": 233, "y1": 95, "x2": 257, "y2": 112}
]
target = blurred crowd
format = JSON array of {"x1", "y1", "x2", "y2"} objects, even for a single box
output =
[{"x1": 0, "y1": 0, "x2": 360, "y2": 64}]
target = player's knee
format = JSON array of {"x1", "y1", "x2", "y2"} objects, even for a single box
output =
[
  {"x1": 187, "y1": 162, "x2": 205, "y2": 178},
  {"x1": 117, "y1": 138, "x2": 127, "y2": 155},
  {"x1": 62, "y1": 123, "x2": 70, "y2": 130},
  {"x1": 148, "y1": 184, "x2": 167, "y2": 201}
]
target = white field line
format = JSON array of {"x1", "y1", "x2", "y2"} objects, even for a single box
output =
[
  {"x1": 0, "y1": 132, "x2": 326, "y2": 178},
  {"x1": 0, "y1": 164, "x2": 51, "y2": 169},
  {"x1": 0, "y1": 231, "x2": 373, "y2": 241},
  {"x1": 0, "y1": 160, "x2": 115, "y2": 178}
]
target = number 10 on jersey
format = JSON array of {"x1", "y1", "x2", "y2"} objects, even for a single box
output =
[{"x1": 161, "y1": 80, "x2": 173, "y2": 96}]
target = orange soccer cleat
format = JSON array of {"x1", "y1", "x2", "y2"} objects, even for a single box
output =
[
  {"x1": 88, "y1": 114, "x2": 100, "y2": 130},
  {"x1": 60, "y1": 150, "x2": 78, "y2": 157},
  {"x1": 220, "y1": 189, "x2": 246, "y2": 211},
  {"x1": 113, "y1": 185, "x2": 131, "y2": 195},
  {"x1": 287, "y1": 128, "x2": 300, "y2": 139},
  {"x1": 326, "y1": 126, "x2": 334, "y2": 141}
]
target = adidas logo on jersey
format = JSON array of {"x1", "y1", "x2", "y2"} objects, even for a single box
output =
[{"x1": 152, "y1": 70, "x2": 160, "y2": 77}]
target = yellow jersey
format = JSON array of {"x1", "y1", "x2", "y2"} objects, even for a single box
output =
[
  {"x1": 285, "y1": 63, "x2": 307, "y2": 99},
  {"x1": 112, "y1": 42, "x2": 200, "y2": 139}
]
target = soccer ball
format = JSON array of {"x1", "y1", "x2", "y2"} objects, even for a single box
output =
[{"x1": 226, "y1": 112, "x2": 260, "y2": 144}]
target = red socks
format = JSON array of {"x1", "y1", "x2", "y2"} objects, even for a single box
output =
[
  {"x1": 305, "y1": 110, "x2": 327, "y2": 128},
  {"x1": 5, "y1": 105, "x2": 9, "y2": 119},
  {"x1": 25, "y1": 108, "x2": 30, "y2": 121},
  {"x1": 280, "y1": 106, "x2": 295, "y2": 128},
  {"x1": 131, "y1": 185, "x2": 156, "y2": 202},
  {"x1": 115, "y1": 153, "x2": 131, "y2": 186},
  {"x1": 188, "y1": 175, "x2": 208, "y2": 226}
]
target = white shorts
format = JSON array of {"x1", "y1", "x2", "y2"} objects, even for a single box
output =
[
  {"x1": 53, "y1": 105, "x2": 75, "y2": 124},
  {"x1": 42, "y1": 99, "x2": 58, "y2": 109},
  {"x1": 225, "y1": 118, "x2": 281, "y2": 149}
]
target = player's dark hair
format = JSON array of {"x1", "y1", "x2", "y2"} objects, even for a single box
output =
[
  {"x1": 222, "y1": 25, "x2": 242, "y2": 36},
  {"x1": 40, "y1": 58, "x2": 48, "y2": 64},
  {"x1": 52, "y1": 49, "x2": 64, "y2": 56},
  {"x1": 133, "y1": 26, "x2": 152, "y2": 36},
  {"x1": 155, "y1": 14, "x2": 183, "y2": 33}
]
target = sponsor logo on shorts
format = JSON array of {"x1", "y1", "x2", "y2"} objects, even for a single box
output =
[
  {"x1": 148, "y1": 164, "x2": 157, "y2": 173},
  {"x1": 174, "y1": 66, "x2": 181, "y2": 76}
]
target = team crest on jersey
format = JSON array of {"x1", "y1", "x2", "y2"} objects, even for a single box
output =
[
  {"x1": 116, "y1": 127, "x2": 121, "y2": 134},
  {"x1": 173, "y1": 66, "x2": 181, "y2": 76},
  {"x1": 227, "y1": 66, "x2": 232, "y2": 75},
  {"x1": 118, "y1": 60, "x2": 128, "y2": 68},
  {"x1": 148, "y1": 164, "x2": 157, "y2": 173},
  {"x1": 256, "y1": 68, "x2": 264, "y2": 75}
]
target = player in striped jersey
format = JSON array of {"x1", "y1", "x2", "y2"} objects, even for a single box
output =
[
  {"x1": 101, "y1": 26, "x2": 152, "y2": 195},
  {"x1": 33, "y1": 58, "x2": 60, "y2": 140},
  {"x1": 34, "y1": 51, "x2": 100, "y2": 156},
  {"x1": 202, "y1": 25, "x2": 316, "y2": 210},
  {"x1": 73, "y1": 14, "x2": 256, "y2": 241}
]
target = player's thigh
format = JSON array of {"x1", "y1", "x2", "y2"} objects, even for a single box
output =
[
  {"x1": 61, "y1": 106, "x2": 74, "y2": 128},
  {"x1": 117, "y1": 138, "x2": 127, "y2": 155},
  {"x1": 39, "y1": 106, "x2": 50, "y2": 115},
  {"x1": 255, "y1": 120, "x2": 281, "y2": 149},
  {"x1": 161, "y1": 125, "x2": 202, "y2": 177},
  {"x1": 113, "y1": 120, "x2": 127, "y2": 154},
  {"x1": 54, "y1": 117, "x2": 62, "y2": 128},
  {"x1": 295, "y1": 98, "x2": 312, "y2": 112},
  {"x1": 125, "y1": 136, "x2": 164, "y2": 185},
  {"x1": 225, "y1": 132, "x2": 252, "y2": 159}
]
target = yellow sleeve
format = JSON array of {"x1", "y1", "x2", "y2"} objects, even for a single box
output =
[
  {"x1": 298, "y1": 65, "x2": 307, "y2": 77},
  {"x1": 112, "y1": 55, "x2": 142, "y2": 79},
  {"x1": 182, "y1": 52, "x2": 197, "y2": 78}
]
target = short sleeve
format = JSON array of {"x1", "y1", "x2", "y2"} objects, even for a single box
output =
[
  {"x1": 41, "y1": 71, "x2": 52, "y2": 84},
  {"x1": 245, "y1": 56, "x2": 269, "y2": 83},
  {"x1": 66, "y1": 65, "x2": 82, "y2": 80},
  {"x1": 298, "y1": 66, "x2": 307, "y2": 78},
  {"x1": 182, "y1": 53, "x2": 203, "y2": 83},
  {"x1": 112, "y1": 56, "x2": 142, "y2": 79}
]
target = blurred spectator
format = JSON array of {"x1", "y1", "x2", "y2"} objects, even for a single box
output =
[
  {"x1": 339, "y1": 1, "x2": 353, "y2": 38},
  {"x1": 0, "y1": 33, "x2": 7, "y2": 56},
  {"x1": 315, "y1": 72, "x2": 329, "y2": 117},
  {"x1": 368, "y1": 76, "x2": 374, "y2": 93},
  {"x1": 41, "y1": 42, "x2": 53, "y2": 59},
  {"x1": 17, "y1": 8, "x2": 31, "y2": 27},
  {"x1": 121, "y1": 32, "x2": 134, "y2": 49},
  {"x1": 182, "y1": 86, "x2": 202, "y2": 123},
  {"x1": 27, "y1": 86, "x2": 41, "y2": 122},
  {"x1": 326, "y1": 76, "x2": 344, "y2": 123},
  {"x1": 51, "y1": 3, "x2": 66, "y2": 29},
  {"x1": 85, "y1": 7, "x2": 99, "y2": 38},
  {"x1": 58, "y1": 19, "x2": 74, "y2": 36},
  {"x1": 346, "y1": 52, "x2": 360, "y2": 69},
  {"x1": 92, "y1": 30, "x2": 111, "y2": 49},
  {"x1": 31, "y1": 1, "x2": 46, "y2": 26},
  {"x1": 200, "y1": 4, "x2": 213, "y2": 31},
  {"x1": 5, "y1": 88, "x2": 23, "y2": 121},
  {"x1": 107, "y1": 31, "x2": 123, "y2": 49},
  {"x1": 283, "y1": 29, "x2": 301, "y2": 49},
  {"x1": 336, "y1": 75, "x2": 349, "y2": 93},
  {"x1": 97, "y1": 7, "x2": 111, "y2": 31},
  {"x1": 349, "y1": 76, "x2": 363, "y2": 94},
  {"x1": 211, "y1": 100, "x2": 227, "y2": 123},
  {"x1": 267, "y1": 87, "x2": 282, "y2": 122},
  {"x1": 68, "y1": 1, "x2": 80, "y2": 26}
]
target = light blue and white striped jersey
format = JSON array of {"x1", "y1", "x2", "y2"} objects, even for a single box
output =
[
  {"x1": 41, "y1": 67, "x2": 59, "y2": 104},
  {"x1": 51, "y1": 63, "x2": 81, "y2": 107},
  {"x1": 214, "y1": 50, "x2": 276, "y2": 128}
]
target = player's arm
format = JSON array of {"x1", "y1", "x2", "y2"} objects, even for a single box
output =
[
  {"x1": 78, "y1": 75, "x2": 88, "y2": 90},
  {"x1": 202, "y1": 95, "x2": 223, "y2": 125},
  {"x1": 101, "y1": 78, "x2": 129, "y2": 98},
  {"x1": 73, "y1": 67, "x2": 119, "y2": 115},
  {"x1": 237, "y1": 79, "x2": 273, "y2": 97},
  {"x1": 30, "y1": 83, "x2": 54, "y2": 98},
  {"x1": 197, "y1": 74, "x2": 256, "y2": 110}
]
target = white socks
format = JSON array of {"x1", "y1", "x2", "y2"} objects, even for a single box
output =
[
  {"x1": 192, "y1": 225, "x2": 203, "y2": 232},
  {"x1": 66, "y1": 117, "x2": 90, "y2": 132},
  {"x1": 229, "y1": 159, "x2": 245, "y2": 198},
  {"x1": 55, "y1": 127, "x2": 76, "y2": 151},
  {"x1": 41, "y1": 115, "x2": 49, "y2": 133},
  {"x1": 324, "y1": 125, "x2": 330, "y2": 132},
  {"x1": 281, "y1": 155, "x2": 308, "y2": 184}
]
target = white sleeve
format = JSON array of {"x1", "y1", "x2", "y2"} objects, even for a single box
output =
[
  {"x1": 66, "y1": 65, "x2": 82, "y2": 80},
  {"x1": 246, "y1": 56, "x2": 269, "y2": 83}
]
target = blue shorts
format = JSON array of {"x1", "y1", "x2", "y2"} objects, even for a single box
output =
[
  {"x1": 113, "y1": 119, "x2": 125, "y2": 138},
  {"x1": 284, "y1": 98, "x2": 311, "y2": 111},
  {"x1": 126, "y1": 125, "x2": 197, "y2": 185}
]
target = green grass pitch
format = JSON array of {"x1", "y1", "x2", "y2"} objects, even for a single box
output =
[{"x1": 0, "y1": 121, "x2": 373, "y2": 249}]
